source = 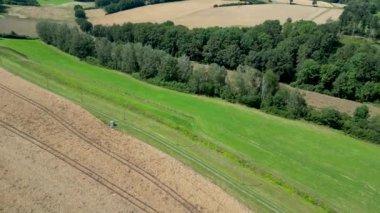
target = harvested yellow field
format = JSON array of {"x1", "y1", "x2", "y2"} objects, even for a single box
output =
[
  {"x1": 273, "y1": 0, "x2": 334, "y2": 8},
  {"x1": 88, "y1": 0, "x2": 344, "y2": 28}
]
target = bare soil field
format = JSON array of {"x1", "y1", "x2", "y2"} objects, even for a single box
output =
[
  {"x1": 0, "y1": 16, "x2": 40, "y2": 36},
  {"x1": 0, "y1": 4, "x2": 79, "y2": 37},
  {"x1": 282, "y1": 84, "x2": 380, "y2": 117},
  {"x1": 6, "y1": 5, "x2": 73, "y2": 20},
  {"x1": 88, "y1": 0, "x2": 343, "y2": 28},
  {"x1": 0, "y1": 68, "x2": 249, "y2": 213}
]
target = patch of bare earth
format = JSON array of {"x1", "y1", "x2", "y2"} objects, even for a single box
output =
[
  {"x1": 0, "y1": 17, "x2": 40, "y2": 37},
  {"x1": 88, "y1": 0, "x2": 343, "y2": 28},
  {"x1": 0, "y1": 68, "x2": 250, "y2": 213},
  {"x1": 282, "y1": 84, "x2": 380, "y2": 117},
  {"x1": 6, "y1": 5, "x2": 73, "y2": 20},
  {"x1": 0, "y1": 5, "x2": 77, "y2": 37}
]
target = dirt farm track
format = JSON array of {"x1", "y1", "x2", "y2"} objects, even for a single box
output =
[{"x1": 0, "y1": 68, "x2": 248, "y2": 213}]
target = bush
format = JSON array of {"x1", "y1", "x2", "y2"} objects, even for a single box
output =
[
  {"x1": 287, "y1": 90, "x2": 309, "y2": 119},
  {"x1": 76, "y1": 18, "x2": 93, "y2": 32},
  {"x1": 74, "y1": 5, "x2": 86, "y2": 19},
  {"x1": 309, "y1": 108, "x2": 346, "y2": 130},
  {"x1": 354, "y1": 105, "x2": 369, "y2": 120}
]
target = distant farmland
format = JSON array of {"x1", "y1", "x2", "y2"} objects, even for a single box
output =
[
  {"x1": 0, "y1": 5, "x2": 76, "y2": 37},
  {"x1": 87, "y1": 0, "x2": 344, "y2": 28}
]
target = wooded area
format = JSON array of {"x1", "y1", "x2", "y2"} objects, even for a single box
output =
[
  {"x1": 92, "y1": 19, "x2": 380, "y2": 103},
  {"x1": 36, "y1": 21, "x2": 380, "y2": 144}
]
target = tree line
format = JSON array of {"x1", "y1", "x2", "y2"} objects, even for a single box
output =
[
  {"x1": 214, "y1": 0, "x2": 267, "y2": 8},
  {"x1": 36, "y1": 22, "x2": 380, "y2": 144},
  {"x1": 95, "y1": 0, "x2": 182, "y2": 14},
  {"x1": 91, "y1": 19, "x2": 380, "y2": 103},
  {"x1": 74, "y1": 5, "x2": 93, "y2": 33},
  {"x1": 2, "y1": 0, "x2": 38, "y2": 5}
]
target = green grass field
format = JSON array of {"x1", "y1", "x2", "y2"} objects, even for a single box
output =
[
  {"x1": 38, "y1": 0, "x2": 72, "y2": 6},
  {"x1": 1, "y1": 38, "x2": 380, "y2": 212}
]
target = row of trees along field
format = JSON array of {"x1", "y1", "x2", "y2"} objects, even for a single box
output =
[
  {"x1": 95, "y1": 0, "x2": 182, "y2": 14},
  {"x1": 74, "y1": 5, "x2": 93, "y2": 33},
  {"x1": 36, "y1": 22, "x2": 380, "y2": 144}
]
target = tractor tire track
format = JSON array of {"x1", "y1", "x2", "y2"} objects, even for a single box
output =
[
  {"x1": 0, "y1": 83, "x2": 198, "y2": 213},
  {"x1": 0, "y1": 119, "x2": 157, "y2": 213}
]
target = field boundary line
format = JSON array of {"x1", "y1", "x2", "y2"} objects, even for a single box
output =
[{"x1": 310, "y1": 8, "x2": 332, "y2": 21}]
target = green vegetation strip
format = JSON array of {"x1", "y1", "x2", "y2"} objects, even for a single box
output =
[
  {"x1": 38, "y1": 0, "x2": 73, "y2": 6},
  {"x1": 1, "y1": 39, "x2": 380, "y2": 212}
]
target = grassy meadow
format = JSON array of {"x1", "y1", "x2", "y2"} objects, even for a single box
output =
[
  {"x1": 38, "y1": 0, "x2": 72, "y2": 6},
  {"x1": 1, "y1": 38, "x2": 380, "y2": 212}
]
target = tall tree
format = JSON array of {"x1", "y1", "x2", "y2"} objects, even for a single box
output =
[
  {"x1": 176, "y1": 55, "x2": 192, "y2": 83},
  {"x1": 261, "y1": 70, "x2": 279, "y2": 106},
  {"x1": 296, "y1": 59, "x2": 321, "y2": 86}
]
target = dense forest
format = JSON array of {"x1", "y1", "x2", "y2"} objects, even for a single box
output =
[
  {"x1": 36, "y1": 22, "x2": 380, "y2": 144},
  {"x1": 92, "y1": 19, "x2": 380, "y2": 103},
  {"x1": 95, "y1": 0, "x2": 182, "y2": 14},
  {"x1": 339, "y1": 0, "x2": 380, "y2": 39}
]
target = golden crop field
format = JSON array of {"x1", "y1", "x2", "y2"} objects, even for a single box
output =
[{"x1": 87, "y1": 0, "x2": 344, "y2": 28}]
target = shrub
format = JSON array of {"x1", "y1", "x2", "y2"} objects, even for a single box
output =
[
  {"x1": 309, "y1": 108, "x2": 346, "y2": 130},
  {"x1": 354, "y1": 105, "x2": 369, "y2": 120}
]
